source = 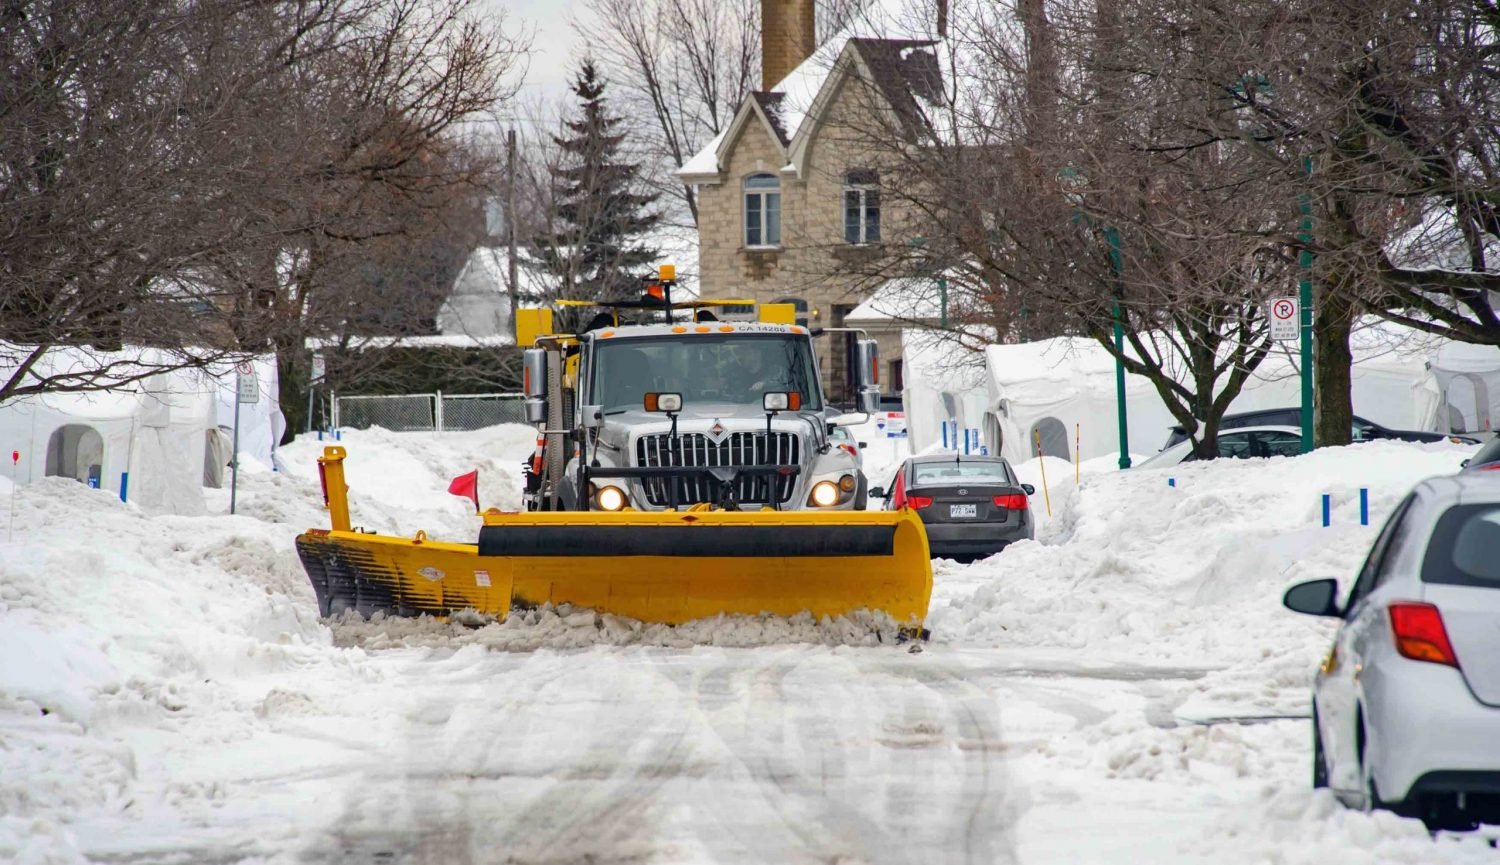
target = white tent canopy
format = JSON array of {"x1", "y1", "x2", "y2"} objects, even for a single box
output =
[
  {"x1": 1, "y1": 348, "x2": 283, "y2": 515},
  {"x1": 900, "y1": 322, "x2": 1500, "y2": 464}
]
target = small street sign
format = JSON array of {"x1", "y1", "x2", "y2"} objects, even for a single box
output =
[
  {"x1": 1269, "y1": 296, "x2": 1299, "y2": 341},
  {"x1": 311, "y1": 354, "x2": 326, "y2": 384},
  {"x1": 237, "y1": 371, "x2": 259, "y2": 404}
]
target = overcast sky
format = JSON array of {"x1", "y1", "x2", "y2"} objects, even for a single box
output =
[{"x1": 487, "y1": 0, "x2": 592, "y2": 117}]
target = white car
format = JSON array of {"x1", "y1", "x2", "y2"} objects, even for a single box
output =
[
  {"x1": 1282, "y1": 475, "x2": 1500, "y2": 830},
  {"x1": 1135, "y1": 425, "x2": 1305, "y2": 468}
]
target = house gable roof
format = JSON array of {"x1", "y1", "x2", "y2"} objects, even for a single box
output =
[
  {"x1": 678, "y1": 35, "x2": 944, "y2": 185},
  {"x1": 676, "y1": 90, "x2": 792, "y2": 183}
]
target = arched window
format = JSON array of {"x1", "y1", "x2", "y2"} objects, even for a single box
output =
[
  {"x1": 843, "y1": 169, "x2": 880, "y2": 244},
  {"x1": 743, "y1": 173, "x2": 781, "y2": 247},
  {"x1": 773, "y1": 296, "x2": 810, "y2": 327}
]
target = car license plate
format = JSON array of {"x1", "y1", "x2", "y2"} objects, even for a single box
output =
[{"x1": 950, "y1": 503, "x2": 977, "y2": 518}]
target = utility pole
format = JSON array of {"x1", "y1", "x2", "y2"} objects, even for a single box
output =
[{"x1": 507, "y1": 128, "x2": 520, "y2": 336}]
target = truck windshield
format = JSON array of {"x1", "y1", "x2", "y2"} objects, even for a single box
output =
[{"x1": 590, "y1": 334, "x2": 822, "y2": 412}]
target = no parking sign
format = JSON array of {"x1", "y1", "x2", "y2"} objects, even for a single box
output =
[{"x1": 1268, "y1": 296, "x2": 1299, "y2": 341}]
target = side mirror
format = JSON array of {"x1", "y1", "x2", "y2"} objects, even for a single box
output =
[
  {"x1": 1021, "y1": 483, "x2": 1035, "y2": 495},
  {"x1": 858, "y1": 441, "x2": 867, "y2": 449},
  {"x1": 855, "y1": 339, "x2": 881, "y2": 414},
  {"x1": 1282, "y1": 578, "x2": 1343, "y2": 618},
  {"x1": 523, "y1": 348, "x2": 547, "y2": 398},
  {"x1": 870, "y1": 486, "x2": 886, "y2": 499},
  {"x1": 523, "y1": 347, "x2": 548, "y2": 424},
  {"x1": 580, "y1": 404, "x2": 604, "y2": 429}
]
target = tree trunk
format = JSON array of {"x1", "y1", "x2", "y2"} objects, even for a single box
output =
[
  {"x1": 1314, "y1": 282, "x2": 1354, "y2": 447},
  {"x1": 277, "y1": 337, "x2": 309, "y2": 445}
]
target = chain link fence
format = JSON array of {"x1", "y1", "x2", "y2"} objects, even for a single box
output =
[{"x1": 333, "y1": 392, "x2": 526, "y2": 433}]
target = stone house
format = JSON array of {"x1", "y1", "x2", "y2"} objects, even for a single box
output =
[{"x1": 678, "y1": 0, "x2": 948, "y2": 404}]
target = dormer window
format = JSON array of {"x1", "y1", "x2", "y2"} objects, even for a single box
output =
[
  {"x1": 744, "y1": 173, "x2": 781, "y2": 248},
  {"x1": 843, "y1": 169, "x2": 880, "y2": 244}
]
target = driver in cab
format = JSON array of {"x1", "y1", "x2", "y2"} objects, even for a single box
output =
[{"x1": 729, "y1": 344, "x2": 790, "y2": 403}]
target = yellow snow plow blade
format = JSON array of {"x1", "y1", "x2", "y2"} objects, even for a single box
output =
[
  {"x1": 483, "y1": 509, "x2": 932, "y2": 625},
  {"x1": 295, "y1": 447, "x2": 933, "y2": 627}
]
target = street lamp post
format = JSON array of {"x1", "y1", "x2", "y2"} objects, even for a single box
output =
[
  {"x1": 1298, "y1": 156, "x2": 1314, "y2": 453},
  {"x1": 1104, "y1": 227, "x2": 1131, "y2": 469}
]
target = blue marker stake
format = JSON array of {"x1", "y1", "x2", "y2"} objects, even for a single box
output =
[
  {"x1": 119, "y1": 472, "x2": 129, "y2": 503},
  {"x1": 1168, "y1": 477, "x2": 1176, "y2": 487},
  {"x1": 1322, "y1": 493, "x2": 1331, "y2": 527},
  {"x1": 1359, "y1": 488, "x2": 1369, "y2": 526}
]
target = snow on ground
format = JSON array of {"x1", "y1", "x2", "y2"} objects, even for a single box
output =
[{"x1": 1, "y1": 424, "x2": 1496, "y2": 863}]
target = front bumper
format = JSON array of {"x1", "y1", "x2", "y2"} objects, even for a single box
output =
[{"x1": 920, "y1": 520, "x2": 1031, "y2": 557}]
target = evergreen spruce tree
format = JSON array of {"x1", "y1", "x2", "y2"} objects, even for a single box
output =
[{"x1": 534, "y1": 59, "x2": 660, "y2": 324}]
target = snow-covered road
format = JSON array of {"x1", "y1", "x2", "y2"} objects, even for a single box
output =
[
  {"x1": 4, "y1": 427, "x2": 1498, "y2": 864},
  {"x1": 70, "y1": 638, "x2": 1241, "y2": 865}
]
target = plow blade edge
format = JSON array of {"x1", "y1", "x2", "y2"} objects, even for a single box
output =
[{"x1": 296, "y1": 509, "x2": 932, "y2": 626}]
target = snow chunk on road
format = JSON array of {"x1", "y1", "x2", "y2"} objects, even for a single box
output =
[{"x1": 330, "y1": 606, "x2": 907, "y2": 651}]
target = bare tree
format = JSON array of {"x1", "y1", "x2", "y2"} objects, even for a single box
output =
[
  {"x1": 811, "y1": 0, "x2": 1293, "y2": 457},
  {"x1": 0, "y1": 0, "x2": 525, "y2": 425},
  {"x1": 575, "y1": 0, "x2": 759, "y2": 227}
]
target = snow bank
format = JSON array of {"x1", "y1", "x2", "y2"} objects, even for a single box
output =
[{"x1": 930, "y1": 439, "x2": 1480, "y2": 717}]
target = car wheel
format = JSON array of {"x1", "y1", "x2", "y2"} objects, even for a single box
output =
[{"x1": 1312, "y1": 710, "x2": 1329, "y2": 790}]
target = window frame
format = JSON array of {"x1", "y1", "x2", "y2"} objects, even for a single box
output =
[
  {"x1": 842, "y1": 170, "x2": 880, "y2": 245},
  {"x1": 743, "y1": 173, "x2": 782, "y2": 249}
]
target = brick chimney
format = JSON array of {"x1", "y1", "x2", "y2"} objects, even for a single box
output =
[{"x1": 762, "y1": 0, "x2": 816, "y2": 90}]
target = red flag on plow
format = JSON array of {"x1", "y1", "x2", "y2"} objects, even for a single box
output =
[{"x1": 448, "y1": 469, "x2": 479, "y2": 513}]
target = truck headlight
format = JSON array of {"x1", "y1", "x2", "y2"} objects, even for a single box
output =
[
  {"x1": 597, "y1": 485, "x2": 627, "y2": 511},
  {"x1": 810, "y1": 481, "x2": 840, "y2": 507}
]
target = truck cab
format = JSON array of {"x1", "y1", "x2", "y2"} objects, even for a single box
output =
[{"x1": 519, "y1": 286, "x2": 881, "y2": 513}]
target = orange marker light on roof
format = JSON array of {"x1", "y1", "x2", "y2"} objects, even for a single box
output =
[
  {"x1": 601, "y1": 330, "x2": 615, "y2": 338},
  {"x1": 719, "y1": 325, "x2": 734, "y2": 332},
  {"x1": 695, "y1": 325, "x2": 710, "y2": 333},
  {"x1": 672, "y1": 325, "x2": 687, "y2": 333}
]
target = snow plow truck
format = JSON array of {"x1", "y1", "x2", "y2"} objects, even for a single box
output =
[{"x1": 295, "y1": 266, "x2": 933, "y2": 628}]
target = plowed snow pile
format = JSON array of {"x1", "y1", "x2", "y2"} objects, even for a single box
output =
[
  {"x1": 931, "y1": 441, "x2": 1475, "y2": 718},
  {"x1": 1, "y1": 423, "x2": 1494, "y2": 863}
]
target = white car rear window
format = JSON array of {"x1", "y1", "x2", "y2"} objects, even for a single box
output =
[{"x1": 1423, "y1": 504, "x2": 1500, "y2": 587}]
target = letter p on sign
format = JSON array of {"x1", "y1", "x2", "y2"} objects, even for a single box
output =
[{"x1": 1269, "y1": 297, "x2": 1299, "y2": 341}]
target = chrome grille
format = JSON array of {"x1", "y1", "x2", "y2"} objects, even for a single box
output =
[{"x1": 635, "y1": 432, "x2": 800, "y2": 506}]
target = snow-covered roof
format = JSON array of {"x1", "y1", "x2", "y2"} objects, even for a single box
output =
[
  {"x1": 844, "y1": 269, "x2": 970, "y2": 326},
  {"x1": 305, "y1": 333, "x2": 517, "y2": 352},
  {"x1": 677, "y1": 0, "x2": 940, "y2": 182}
]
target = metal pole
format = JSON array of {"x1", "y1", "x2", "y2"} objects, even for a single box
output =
[
  {"x1": 1105, "y1": 227, "x2": 1132, "y2": 469},
  {"x1": 1299, "y1": 156, "x2": 1315, "y2": 453},
  {"x1": 938, "y1": 276, "x2": 948, "y2": 328},
  {"x1": 305, "y1": 383, "x2": 315, "y2": 434},
  {"x1": 230, "y1": 393, "x2": 241, "y2": 515},
  {"x1": 507, "y1": 128, "x2": 520, "y2": 336}
]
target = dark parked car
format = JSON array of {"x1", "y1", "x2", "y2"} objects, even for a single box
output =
[
  {"x1": 873, "y1": 454, "x2": 1034, "y2": 560},
  {"x1": 1161, "y1": 409, "x2": 1481, "y2": 450},
  {"x1": 1136, "y1": 425, "x2": 1305, "y2": 469},
  {"x1": 1461, "y1": 435, "x2": 1500, "y2": 474}
]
